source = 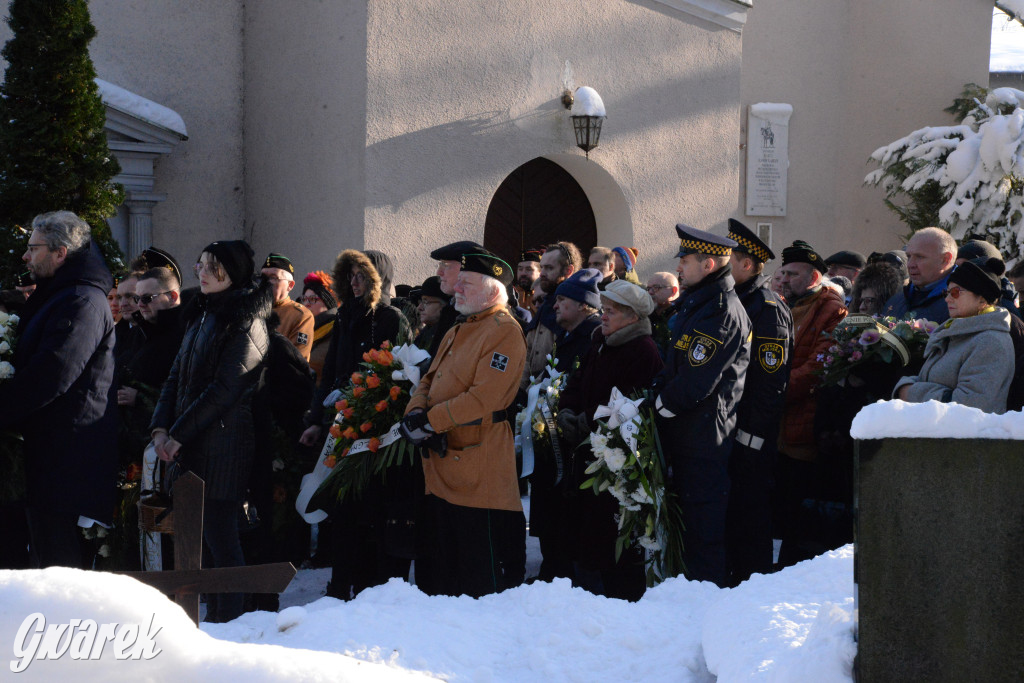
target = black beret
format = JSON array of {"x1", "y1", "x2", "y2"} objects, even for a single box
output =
[
  {"x1": 957, "y1": 240, "x2": 1002, "y2": 262},
  {"x1": 263, "y1": 253, "x2": 295, "y2": 275},
  {"x1": 674, "y1": 223, "x2": 737, "y2": 258},
  {"x1": 418, "y1": 275, "x2": 447, "y2": 300},
  {"x1": 140, "y1": 246, "x2": 183, "y2": 285},
  {"x1": 430, "y1": 240, "x2": 485, "y2": 261},
  {"x1": 949, "y1": 257, "x2": 1004, "y2": 303},
  {"x1": 727, "y1": 218, "x2": 774, "y2": 263},
  {"x1": 460, "y1": 251, "x2": 514, "y2": 286},
  {"x1": 781, "y1": 240, "x2": 827, "y2": 274},
  {"x1": 825, "y1": 250, "x2": 866, "y2": 269}
]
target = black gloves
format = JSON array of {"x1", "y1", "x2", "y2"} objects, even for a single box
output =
[{"x1": 400, "y1": 410, "x2": 434, "y2": 444}]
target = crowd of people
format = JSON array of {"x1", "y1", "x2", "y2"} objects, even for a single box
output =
[{"x1": 2, "y1": 209, "x2": 1022, "y2": 621}]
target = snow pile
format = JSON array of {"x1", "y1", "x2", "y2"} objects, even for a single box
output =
[
  {"x1": 865, "y1": 86, "x2": 1024, "y2": 255},
  {"x1": 95, "y1": 78, "x2": 188, "y2": 138},
  {"x1": 992, "y1": 7, "x2": 1024, "y2": 72},
  {"x1": 0, "y1": 548, "x2": 856, "y2": 682},
  {"x1": 851, "y1": 399, "x2": 1024, "y2": 440},
  {"x1": 571, "y1": 86, "x2": 606, "y2": 117}
]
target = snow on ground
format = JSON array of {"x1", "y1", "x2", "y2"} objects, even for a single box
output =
[
  {"x1": 0, "y1": 547, "x2": 855, "y2": 682},
  {"x1": 992, "y1": 8, "x2": 1024, "y2": 73}
]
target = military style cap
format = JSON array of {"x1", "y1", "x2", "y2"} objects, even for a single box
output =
[
  {"x1": 675, "y1": 223, "x2": 737, "y2": 258},
  {"x1": 140, "y1": 246, "x2": 183, "y2": 285},
  {"x1": 430, "y1": 240, "x2": 485, "y2": 262},
  {"x1": 825, "y1": 250, "x2": 866, "y2": 269},
  {"x1": 727, "y1": 218, "x2": 774, "y2": 263},
  {"x1": 15, "y1": 271, "x2": 33, "y2": 287},
  {"x1": 460, "y1": 251, "x2": 514, "y2": 286},
  {"x1": 418, "y1": 275, "x2": 447, "y2": 300},
  {"x1": 781, "y1": 240, "x2": 827, "y2": 274},
  {"x1": 519, "y1": 249, "x2": 542, "y2": 263},
  {"x1": 263, "y1": 252, "x2": 295, "y2": 275}
]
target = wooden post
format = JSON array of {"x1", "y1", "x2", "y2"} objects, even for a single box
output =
[{"x1": 123, "y1": 472, "x2": 296, "y2": 626}]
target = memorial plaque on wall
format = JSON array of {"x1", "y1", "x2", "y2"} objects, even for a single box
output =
[{"x1": 746, "y1": 103, "x2": 792, "y2": 217}]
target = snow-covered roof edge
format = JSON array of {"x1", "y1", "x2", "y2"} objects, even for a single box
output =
[
  {"x1": 95, "y1": 78, "x2": 188, "y2": 138},
  {"x1": 651, "y1": 0, "x2": 751, "y2": 32},
  {"x1": 851, "y1": 400, "x2": 1024, "y2": 440},
  {"x1": 995, "y1": 1, "x2": 1024, "y2": 24}
]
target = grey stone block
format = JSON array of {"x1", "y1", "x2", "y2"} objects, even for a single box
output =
[{"x1": 855, "y1": 438, "x2": 1024, "y2": 682}]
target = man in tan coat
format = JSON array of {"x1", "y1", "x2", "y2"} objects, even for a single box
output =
[
  {"x1": 261, "y1": 253, "x2": 315, "y2": 361},
  {"x1": 402, "y1": 250, "x2": 526, "y2": 597}
]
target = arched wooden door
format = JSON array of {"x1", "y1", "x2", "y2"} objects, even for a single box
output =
[{"x1": 484, "y1": 158, "x2": 597, "y2": 268}]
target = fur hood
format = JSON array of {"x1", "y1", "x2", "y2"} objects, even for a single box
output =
[{"x1": 333, "y1": 249, "x2": 384, "y2": 311}]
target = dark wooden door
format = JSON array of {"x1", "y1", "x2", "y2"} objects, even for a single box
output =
[{"x1": 484, "y1": 158, "x2": 596, "y2": 268}]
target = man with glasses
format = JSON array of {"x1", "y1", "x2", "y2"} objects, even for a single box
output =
[
  {"x1": 646, "y1": 271, "x2": 680, "y2": 357},
  {"x1": 117, "y1": 266, "x2": 184, "y2": 406},
  {"x1": 426, "y1": 240, "x2": 484, "y2": 358},
  {"x1": 261, "y1": 253, "x2": 315, "y2": 361},
  {"x1": 0, "y1": 211, "x2": 118, "y2": 568}
]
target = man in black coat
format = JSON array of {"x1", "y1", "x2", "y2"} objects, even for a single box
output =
[
  {"x1": 725, "y1": 219, "x2": 793, "y2": 585},
  {"x1": 0, "y1": 211, "x2": 118, "y2": 568},
  {"x1": 654, "y1": 224, "x2": 751, "y2": 587}
]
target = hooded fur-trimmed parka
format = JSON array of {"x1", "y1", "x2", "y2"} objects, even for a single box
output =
[{"x1": 308, "y1": 249, "x2": 408, "y2": 425}]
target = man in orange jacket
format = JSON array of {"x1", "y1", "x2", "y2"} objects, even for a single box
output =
[{"x1": 401, "y1": 250, "x2": 526, "y2": 597}]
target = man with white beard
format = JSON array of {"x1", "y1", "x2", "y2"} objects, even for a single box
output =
[{"x1": 401, "y1": 250, "x2": 526, "y2": 598}]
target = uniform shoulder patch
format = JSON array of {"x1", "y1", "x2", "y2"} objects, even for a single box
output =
[
  {"x1": 758, "y1": 341, "x2": 785, "y2": 373},
  {"x1": 490, "y1": 352, "x2": 509, "y2": 372},
  {"x1": 296, "y1": 332, "x2": 309, "y2": 346},
  {"x1": 688, "y1": 333, "x2": 718, "y2": 367}
]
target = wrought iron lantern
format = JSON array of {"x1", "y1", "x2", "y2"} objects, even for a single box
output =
[{"x1": 569, "y1": 86, "x2": 606, "y2": 159}]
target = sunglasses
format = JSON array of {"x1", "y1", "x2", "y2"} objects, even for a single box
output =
[
  {"x1": 133, "y1": 292, "x2": 170, "y2": 305},
  {"x1": 942, "y1": 286, "x2": 964, "y2": 300}
]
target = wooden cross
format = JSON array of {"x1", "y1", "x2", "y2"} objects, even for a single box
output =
[{"x1": 120, "y1": 471, "x2": 296, "y2": 625}]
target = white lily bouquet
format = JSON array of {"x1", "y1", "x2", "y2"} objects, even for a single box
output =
[
  {"x1": 515, "y1": 354, "x2": 567, "y2": 479},
  {"x1": 580, "y1": 387, "x2": 685, "y2": 586},
  {"x1": 0, "y1": 309, "x2": 21, "y2": 505}
]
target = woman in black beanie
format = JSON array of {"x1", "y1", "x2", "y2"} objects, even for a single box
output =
[
  {"x1": 150, "y1": 240, "x2": 272, "y2": 622},
  {"x1": 894, "y1": 257, "x2": 1015, "y2": 413}
]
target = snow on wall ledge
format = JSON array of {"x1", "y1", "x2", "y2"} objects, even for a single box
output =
[
  {"x1": 95, "y1": 78, "x2": 188, "y2": 138},
  {"x1": 851, "y1": 400, "x2": 1024, "y2": 440}
]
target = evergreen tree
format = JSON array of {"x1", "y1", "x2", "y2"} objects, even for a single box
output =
[{"x1": 0, "y1": 0, "x2": 125, "y2": 285}]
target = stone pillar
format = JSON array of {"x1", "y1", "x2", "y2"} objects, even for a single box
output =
[
  {"x1": 125, "y1": 199, "x2": 157, "y2": 261},
  {"x1": 855, "y1": 438, "x2": 1024, "y2": 681}
]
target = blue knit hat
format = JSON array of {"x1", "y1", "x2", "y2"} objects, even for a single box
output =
[{"x1": 554, "y1": 268, "x2": 602, "y2": 309}]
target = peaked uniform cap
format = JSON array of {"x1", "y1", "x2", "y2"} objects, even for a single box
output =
[
  {"x1": 727, "y1": 218, "x2": 774, "y2": 263},
  {"x1": 140, "y1": 246, "x2": 183, "y2": 285},
  {"x1": 675, "y1": 223, "x2": 737, "y2": 258},
  {"x1": 519, "y1": 249, "x2": 543, "y2": 263}
]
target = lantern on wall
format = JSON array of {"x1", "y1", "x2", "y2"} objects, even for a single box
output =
[{"x1": 569, "y1": 86, "x2": 606, "y2": 159}]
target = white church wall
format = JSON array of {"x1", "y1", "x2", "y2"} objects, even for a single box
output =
[
  {"x1": 361, "y1": 0, "x2": 743, "y2": 286},
  {"x1": 741, "y1": 0, "x2": 994, "y2": 260}
]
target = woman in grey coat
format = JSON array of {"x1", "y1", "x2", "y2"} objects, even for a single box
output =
[{"x1": 894, "y1": 257, "x2": 1014, "y2": 414}]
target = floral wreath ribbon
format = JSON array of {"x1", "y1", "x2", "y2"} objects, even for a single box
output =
[
  {"x1": 518, "y1": 366, "x2": 564, "y2": 478},
  {"x1": 838, "y1": 315, "x2": 911, "y2": 366},
  {"x1": 593, "y1": 387, "x2": 645, "y2": 452}
]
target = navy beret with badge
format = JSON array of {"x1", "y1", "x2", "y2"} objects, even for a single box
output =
[
  {"x1": 727, "y1": 218, "x2": 774, "y2": 263},
  {"x1": 430, "y1": 240, "x2": 485, "y2": 262},
  {"x1": 460, "y1": 251, "x2": 514, "y2": 286},
  {"x1": 263, "y1": 252, "x2": 295, "y2": 275},
  {"x1": 675, "y1": 223, "x2": 738, "y2": 258},
  {"x1": 781, "y1": 240, "x2": 827, "y2": 274},
  {"x1": 140, "y1": 246, "x2": 183, "y2": 285}
]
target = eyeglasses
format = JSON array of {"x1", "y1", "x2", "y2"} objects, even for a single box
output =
[
  {"x1": 300, "y1": 294, "x2": 321, "y2": 305},
  {"x1": 942, "y1": 286, "x2": 964, "y2": 300},
  {"x1": 133, "y1": 292, "x2": 170, "y2": 305},
  {"x1": 646, "y1": 285, "x2": 667, "y2": 293},
  {"x1": 264, "y1": 275, "x2": 290, "y2": 283},
  {"x1": 25, "y1": 243, "x2": 49, "y2": 252}
]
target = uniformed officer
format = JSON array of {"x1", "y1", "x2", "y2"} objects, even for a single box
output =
[
  {"x1": 725, "y1": 218, "x2": 793, "y2": 585},
  {"x1": 400, "y1": 250, "x2": 527, "y2": 597},
  {"x1": 261, "y1": 253, "x2": 315, "y2": 361},
  {"x1": 654, "y1": 223, "x2": 752, "y2": 587},
  {"x1": 427, "y1": 240, "x2": 485, "y2": 358}
]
